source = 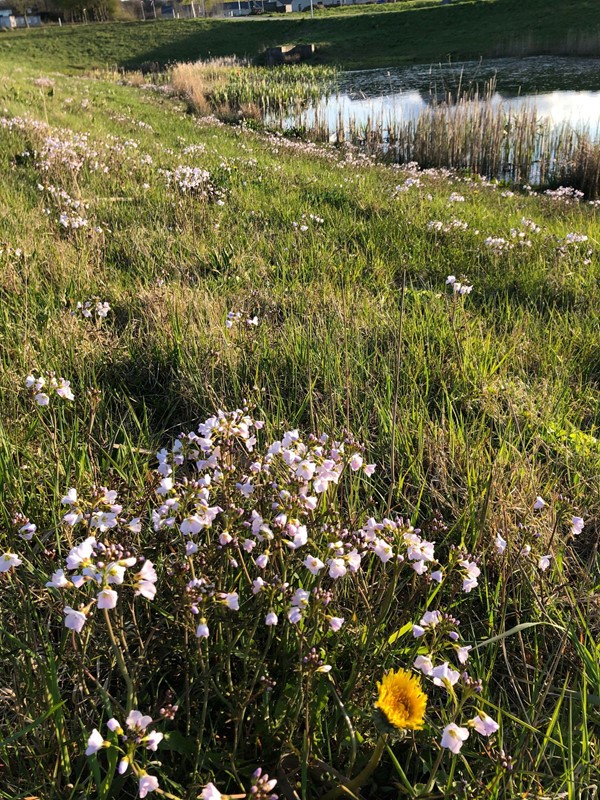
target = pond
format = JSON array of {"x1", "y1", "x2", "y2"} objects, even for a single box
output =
[{"x1": 279, "y1": 56, "x2": 600, "y2": 140}]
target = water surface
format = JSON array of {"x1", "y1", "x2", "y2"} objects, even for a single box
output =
[{"x1": 285, "y1": 57, "x2": 600, "y2": 138}]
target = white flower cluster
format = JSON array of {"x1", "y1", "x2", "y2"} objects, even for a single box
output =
[
  {"x1": 26, "y1": 372, "x2": 75, "y2": 405},
  {"x1": 162, "y1": 164, "x2": 225, "y2": 203},
  {"x1": 226, "y1": 310, "x2": 258, "y2": 328},
  {"x1": 544, "y1": 186, "x2": 584, "y2": 202},
  {"x1": 445, "y1": 275, "x2": 473, "y2": 295},
  {"x1": 86, "y1": 710, "x2": 164, "y2": 797},
  {"x1": 45, "y1": 488, "x2": 156, "y2": 632},
  {"x1": 59, "y1": 212, "x2": 88, "y2": 229},
  {"x1": 76, "y1": 299, "x2": 111, "y2": 319},
  {"x1": 147, "y1": 409, "x2": 496, "y2": 647},
  {"x1": 428, "y1": 219, "x2": 469, "y2": 233}
]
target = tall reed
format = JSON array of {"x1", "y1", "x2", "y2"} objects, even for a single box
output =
[
  {"x1": 171, "y1": 58, "x2": 337, "y2": 119},
  {"x1": 291, "y1": 81, "x2": 600, "y2": 196}
]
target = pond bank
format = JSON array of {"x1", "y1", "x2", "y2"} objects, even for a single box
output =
[{"x1": 3, "y1": 0, "x2": 600, "y2": 74}]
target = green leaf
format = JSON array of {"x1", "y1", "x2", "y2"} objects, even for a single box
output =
[{"x1": 387, "y1": 621, "x2": 413, "y2": 646}]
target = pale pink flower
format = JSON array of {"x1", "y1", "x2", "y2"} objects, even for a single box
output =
[
  {"x1": 19, "y1": 521, "x2": 37, "y2": 540},
  {"x1": 107, "y1": 718, "x2": 122, "y2": 734},
  {"x1": 420, "y1": 610, "x2": 442, "y2": 628},
  {"x1": 303, "y1": 554, "x2": 325, "y2": 575},
  {"x1": 201, "y1": 783, "x2": 222, "y2": 800},
  {"x1": 139, "y1": 773, "x2": 159, "y2": 797},
  {"x1": 373, "y1": 538, "x2": 393, "y2": 563},
  {"x1": 413, "y1": 655, "x2": 433, "y2": 675},
  {"x1": 349, "y1": 453, "x2": 363, "y2": 471},
  {"x1": 431, "y1": 662, "x2": 460, "y2": 689},
  {"x1": 469, "y1": 712, "x2": 499, "y2": 737},
  {"x1": 459, "y1": 559, "x2": 480, "y2": 592},
  {"x1": 134, "y1": 561, "x2": 157, "y2": 600},
  {"x1": 328, "y1": 557, "x2": 346, "y2": 579},
  {"x1": 220, "y1": 592, "x2": 239, "y2": 611},
  {"x1": 0, "y1": 552, "x2": 22, "y2": 572},
  {"x1": 571, "y1": 516, "x2": 585, "y2": 536},
  {"x1": 126, "y1": 710, "x2": 152, "y2": 732},
  {"x1": 56, "y1": 379, "x2": 75, "y2": 400},
  {"x1": 538, "y1": 555, "x2": 551, "y2": 571},
  {"x1": 288, "y1": 607, "x2": 302, "y2": 624},
  {"x1": 64, "y1": 606, "x2": 87, "y2": 632},
  {"x1": 97, "y1": 588, "x2": 118, "y2": 610},
  {"x1": 440, "y1": 723, "x2": 469, "y2": 754},
  {"x1": 456, "y1": 646, "x2": 472, "y2": 664},
  {"x1": 66, "y1": 537, "x2": 95, "y2": 570},
  {"x1": 144, "y1": 731, "x2": 164, "y2": 751},
  {"x1": 85, "y1": 728, "x2": 106, "y2": 755},
  {"x1": 46, "y1": 569, "x2": 70, "y2": 589}
]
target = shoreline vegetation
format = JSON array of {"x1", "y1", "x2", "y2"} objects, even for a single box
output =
[
  {"x1": 152, "y1": 62, "x2": 600, "y2": 197},
  {"x1": 1, "y1": 0, "x2": 600, "y2": 73}
]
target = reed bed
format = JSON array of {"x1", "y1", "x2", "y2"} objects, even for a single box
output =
[
  {"x1": 283, "y1": 83, "x2": 600, "y2": 196},
  {"x1": 170, "y1": 63, "x2": 600, "y2": 196},
  {"x1": 171, "y1": 59, "x2": 337, "y2": 119}
]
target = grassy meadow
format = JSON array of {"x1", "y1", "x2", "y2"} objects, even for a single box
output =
[
  {"x1": 0, "y1": 47, "x2": 599, "y2": 800},
  {"x1": 3, "y1": 0, "x2": 600, "y2": 72}
]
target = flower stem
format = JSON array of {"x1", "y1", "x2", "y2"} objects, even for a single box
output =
[
  {"x1": 103, "y1": 608, "x2": 136, "y2": 711},
  {"x1": 321, "y1": 734, "x2": 388, "y2": 800}
]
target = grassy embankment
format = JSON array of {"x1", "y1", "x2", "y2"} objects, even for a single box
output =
[
  {"x1": 0, "y1": 46, "x2": 599, "y2": 800},
  {"x1": 2, "y1": 0, "x2": 600, "y2": 72}
]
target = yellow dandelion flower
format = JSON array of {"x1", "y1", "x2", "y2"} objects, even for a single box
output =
[{"x1": 375, "y1": 668, "x2": 427, "y2": 731}]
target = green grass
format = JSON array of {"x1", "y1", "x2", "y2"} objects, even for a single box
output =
[
  {"x1": 0, "y1": 53, "x2": 598, "y2": 800},
  {"x1": 2, "y1": 0, "x2": 600, "y2": 72}
]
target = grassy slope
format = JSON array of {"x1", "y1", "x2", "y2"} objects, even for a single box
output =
[
  {"x1": 0, "y1": 51, "x2": 599, "y2": 798},
  {"x1": 2, "y1": 0, "x2": 600, "y2": 72}
]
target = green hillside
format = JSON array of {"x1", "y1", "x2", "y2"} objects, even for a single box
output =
[{"x1": 2, "y1": 0, "x2": 600, "y2": 72}]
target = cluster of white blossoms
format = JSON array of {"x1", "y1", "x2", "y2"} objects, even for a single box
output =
[
  {"x1": 493, "y1": 496, "x2": 586, "y2": 573},
  {"x1": 226, "y1": 310, "x2": 259, "y2": 328},
  {"x1": 26, "y1": 371, "x2": 75, "y2": 405},
  {"x1": 161, "y1": 164, "x2": 226, "y2": 204},
  {"x1": 441, "y1": 712, "x2": 499, "y2": 754},
  {"x1": 410, "y1": 609, "x2": 500, "y2": 754},
  {"x1": 428, "y1": 218, "x2": 469, "y2": 234},
  {"x1": 45, "y1": 488, "x2": 156, "y2": 632},
  {"x1": 59, "y1": 212, "x2": 89, "y2": 229},
  {"x1": 75, "y1": 299, "x2": 111, "y2": 319},
  {"x1": 446, "y1": 275, "x2": 473, "y2": 295},
  {"x1": 86, "y1": 710, "x2": 278, "y2": 799},
  {"x1": 86, "y1": 710, "x2": 164, "y2": 797},
  {"x1": 146, "y1": 408, "x2": 500, "y2": 654}
]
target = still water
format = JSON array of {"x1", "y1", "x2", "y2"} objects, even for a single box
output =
[{"x1": 289, "y1": 56, "x2": 600, "y2": 138}]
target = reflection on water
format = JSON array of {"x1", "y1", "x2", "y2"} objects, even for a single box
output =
[
  {"x1": 279, "y1": 57, "x2": 600, "y2": 139},
  {"x1": 340, "y1": 56, "x2": 600, "y2": 98}
]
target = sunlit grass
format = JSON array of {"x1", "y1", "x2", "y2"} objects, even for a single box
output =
[{"x1": 0, "y1": 59, "x2": 598, "y2": 800}]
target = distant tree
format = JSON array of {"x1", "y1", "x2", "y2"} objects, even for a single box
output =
[{"x1": 54, "y1": 0, "x2": 118, "y2": 21}]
